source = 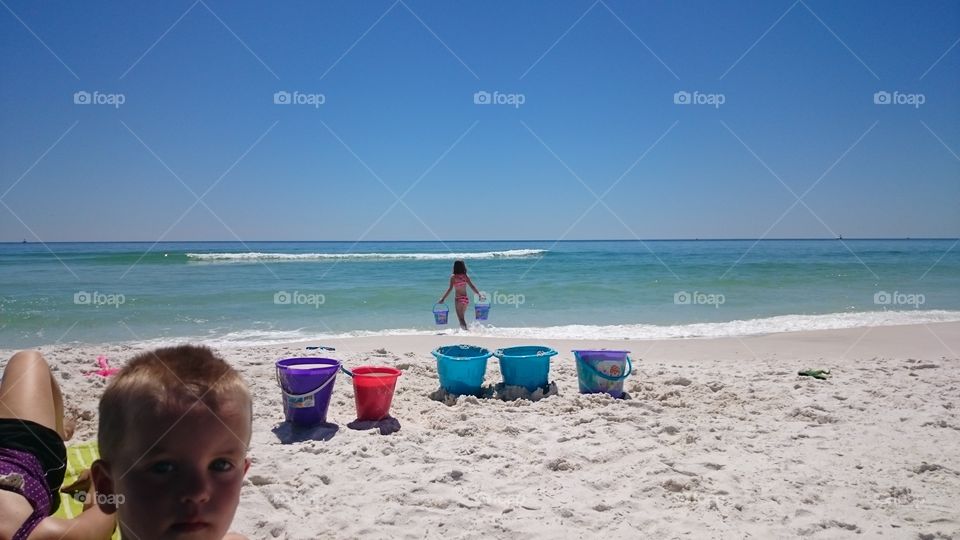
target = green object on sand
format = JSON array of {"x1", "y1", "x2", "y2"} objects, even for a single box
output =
[{"x1": 798, "y1": 369, "x2": 831, "y2": 380}]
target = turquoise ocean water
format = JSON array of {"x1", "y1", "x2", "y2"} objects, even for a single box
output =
[{"x1": 1, "y1": 240, "x2": 959, "y2": 349}]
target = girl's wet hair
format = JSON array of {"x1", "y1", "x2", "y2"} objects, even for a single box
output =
[{"x1": 453, "y1": 260, "x2": 467, "y2": 275}]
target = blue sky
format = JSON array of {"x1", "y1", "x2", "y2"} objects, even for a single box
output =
[{"x1": 1, "y1": 0, "x2": 958, "y2": 241}]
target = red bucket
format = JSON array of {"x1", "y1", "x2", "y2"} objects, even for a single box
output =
[{"x1": 351, "y1": 366, "x2": 401, "y2": 421}]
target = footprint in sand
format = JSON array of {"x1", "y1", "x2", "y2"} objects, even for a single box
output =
[
  {"x1": 797, "y1": 520, "x2": 861, "y2": 535},
  {"x1": 247, "y1": 474, "x2": 275, "y2": 486},
  {"x1": 659, "y1": 425, "x2": 680, "y2": 435},
  {"x1": 546, "y1": 458, "x2": 580, "y2": 472},
  {"x1": 912, "y1": 463, "x2": 943, "y2": 474}
]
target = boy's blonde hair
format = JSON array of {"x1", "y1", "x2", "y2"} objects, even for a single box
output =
[{"x1": 98, "y1": 344, "x2": 252, "y2": 461}]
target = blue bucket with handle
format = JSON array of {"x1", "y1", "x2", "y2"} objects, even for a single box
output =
[
  {"x1": 494, "y1": 346, "x2": 556, "y2": 391},
  {"x1": 432, "y1": 345, "x2": 491, "y2": 396},
  {"x1": 433, "y1": 303, "x2": 449, "y2": 325},
  {"x1": 572, "y1": 350, "x2": 632, "y2": 398},
  {"x1": 474, "y1": 293, "x2": 490, "y2": 321}
]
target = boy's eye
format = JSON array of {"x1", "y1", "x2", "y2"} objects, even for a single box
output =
[
  {"x1": 210, "y1": 459, "x2": 234, "y2": 472},
  {"x1": 149, "y1": 461, "x2": 175, "y2": 474}
]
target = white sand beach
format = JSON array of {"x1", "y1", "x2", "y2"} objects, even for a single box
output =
[{"x1": 5, "y1": 322, "x2": 959, "y2": 539}]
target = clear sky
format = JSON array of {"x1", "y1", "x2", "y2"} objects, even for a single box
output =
[{"x1": 1, "y1": 0, "x2": 958, "y2": 241}]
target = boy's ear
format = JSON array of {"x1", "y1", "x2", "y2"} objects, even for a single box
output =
[
  {"x1": 243, "y1": 457, "x2": 251, "y2": 475},
  {"x1": 90, "y1": 459, "x2": 119, "y2": 514}
]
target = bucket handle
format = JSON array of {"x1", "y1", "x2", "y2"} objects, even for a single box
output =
[
  {"x1": 340, "y1": 365, "x2": 354, "y2": 377},
  {"x1": 577, "y1": 355, "x2": 632, "y2": 381},
  {"x1": 276, "y1": 365, "x2": 339, "y2": 399},
  {"x1": 433, "y1": 303, "x2": 448, "y2": 311},
  {"x1": 494, "y1": 349, "x2": 556, "y2": 359},
  {"x1": 433, "y1": 346, "x2": 489, "y2": 360}
]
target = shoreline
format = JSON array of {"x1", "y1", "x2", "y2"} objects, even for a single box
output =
[
  {"x1": 3, "y1": 321, "x2": 958, "y2": 538},
  {"x1": 268, "y1": 319, "x2": 960, "y2": 357},
  {"x1": 11, "y1": 309, "x2": 960, "y2": 351}
]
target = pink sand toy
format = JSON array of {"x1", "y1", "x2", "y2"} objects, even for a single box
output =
[{"x1": 84, "y1": 355, "x2": 120, "y2": 378}]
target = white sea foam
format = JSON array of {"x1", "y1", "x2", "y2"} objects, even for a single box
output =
[
  {"x1": 464, "y1": 310, "x2": 960, "y2": 340},
  {"x1": 186, "y1": 249, "x2": 546, "y2": 262},
  {"x1": 158, "y1": 310, "x2": 960, "y2": 348}
]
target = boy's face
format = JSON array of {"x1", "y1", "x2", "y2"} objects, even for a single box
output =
[{"x1": 94, "y1": 398, "x2": 251, "y2": 540}]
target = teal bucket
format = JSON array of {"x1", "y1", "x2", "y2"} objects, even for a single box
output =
[
  {"x1": 494, "y1": 346, "x2": 556, "y2": 391},
  {"x1": 572, "y1": 350, "x2": 632, "y2": 398},
  {"x1": 432, "y1": 345, "x2": 491, "y2": 396}
]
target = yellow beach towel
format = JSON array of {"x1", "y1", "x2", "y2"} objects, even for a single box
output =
[{"x1": 54, "y1": 441, "x2": 121, "y2": 540}]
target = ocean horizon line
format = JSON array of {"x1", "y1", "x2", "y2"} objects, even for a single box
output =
[{"x1": 3, "y1": 237, "x2": 958, "y2": 245}]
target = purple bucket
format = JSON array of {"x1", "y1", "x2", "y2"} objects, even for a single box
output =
[{"x1": 276, "y1": 357, "x2": 340, "y2": 426}]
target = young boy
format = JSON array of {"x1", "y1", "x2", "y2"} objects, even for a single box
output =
[{"x1": 91, "y1": 345, "x2": 252, "y2": 540}]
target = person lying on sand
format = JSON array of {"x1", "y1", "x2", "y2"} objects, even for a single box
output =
[{"x1": 0, "y1": 350, "x2": 116, "y2": 539}]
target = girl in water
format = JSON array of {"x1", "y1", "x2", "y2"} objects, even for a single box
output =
[{"x1": 439, "y1": 260, "x2": 481, "y2": 330}]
